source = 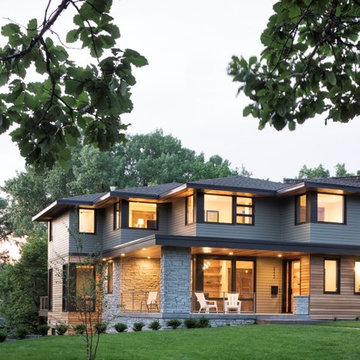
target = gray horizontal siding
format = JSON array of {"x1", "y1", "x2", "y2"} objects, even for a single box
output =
[
  {"x1": 102, "y1": 204, "x2": 121, "y2": 251},
  {"x1": 69, "y1": 209, "x2": 103, "y2": 254},
  {"x1": 310, "y1": 196, "x2": 360, "y2": 246},
  {"x1": 280, "y1": 197, "x2": 310, "y2": 242},
  {"x1": 49, "y1": 211, "x2": 70, "y2": 260},
  {"x1": 196, "y1": 198, "x2": 280, "y2": 241},
  {"x1": 168, "y1": 198, "x2": 196, "y2": 236}
]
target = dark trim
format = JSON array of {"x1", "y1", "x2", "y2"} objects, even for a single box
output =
[
  {"x1": 323, "y1": 258, "x2": 340, "y2": 294},
  {"x1": 187, "y1": 183, "x2": 278, "y2": 195},
  {"x1": 48, "y1": 221, "x2": 53, "y2": 242},
  {"x1": 48, "y1": 268, "x2": 53, "y2": 311},
  {"x1": 78, "y1": 208, "x2": 96, "y2": 235},
  {"x1": 309, "y1": 191, "x2": 317, "y2": 223},
  {"x1": 196, "y1": 191, "x2": 204, "y2": 223},
  {"x1": 121, "y1": 200, "x2": 129, "y2": 229},
  {"x1": 62, "y1": 264, "x2": 68, "y2": 312}
]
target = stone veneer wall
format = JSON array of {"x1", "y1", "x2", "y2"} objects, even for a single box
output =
[
  {"x1": 120, "y1": 257, "x2": 160, "y2": 312},
  {"x1": 293, "y1": 295, "x2": 309, "y2": 315},
  {"x1": 160, "y1": 247, "x2": 191, "y2": 314}
]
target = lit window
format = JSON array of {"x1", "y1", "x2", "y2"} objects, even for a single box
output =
[
  {"x1": 324, "y1": 259, "x2": 339, "y2": 293},
  {"x1": 355, "y1": 261, "x2": 360, "y2": 294},
  {"x1": 236, "y1": 197, "x2": 253, "y2": 225},
  {"x1": 114, "y1": 202, "x2": 121, "y2": 230},
  {"x1": 296, "y1": 194, "x2": 307, "y2": 224},
  {"x1": 204, "y1": 194, "x2": 232, "y2": 223},
  {"x1": 317, "y1": 194, "x2": 344, "y2": 223},
  {"x1": 129, "y1": 202, "x2": 157, "y2": 229},
  {"x1": 76, "y1": 265, "x2": 95, "y2": 297},
  {"x1": 79, "y1": 209, "x2": 95, "y2": 234},
  {"x1": 186, "y1": 195, "x2": 194, "y2": 225},
  {"x1": 107, "y1": 262, "x2": 113, "y2": 294}
]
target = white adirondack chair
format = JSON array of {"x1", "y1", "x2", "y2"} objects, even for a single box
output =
[
  {"x1": 195, "y1": 292, "x2": 218, "y2": 313},
  {"x1": 141, "y1": 291, "x2": 159, "y2": 312},
  {"x1": 224, "y1": 293, "x2": 241, "y2": 313}
]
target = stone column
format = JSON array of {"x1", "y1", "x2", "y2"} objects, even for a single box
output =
[
  {"x1": 160, "y1": 246, "x2": 191, "y2": 314},
  {"x1": 102, "y1": 258, "x2": 121, "y2": 323},
  {"x1": 293, "y1": 295, "x2": 309, "y2": 315}
]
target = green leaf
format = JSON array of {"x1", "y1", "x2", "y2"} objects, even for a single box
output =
[
  {"x1": 27, "y1": 18, "x2": 38, "y2": 37},
  {"x1": 325, "y1": 71, "x2": 337, "y2": 86},
  {"x1": 1, "y1": 23, "x2": 20, "y2": 37},
  {"x1": 123, "y1": 49, "x2": 148, "y2": 67},
  {"x1": 243, "y1": 105, "x2": 253, "y2": 117},
  {"x1": 288, "y1": 120, "x2": 296, "y2": 131},
  {"x1": 66, "y1": 29, "x2": 80, "y2": 43}
]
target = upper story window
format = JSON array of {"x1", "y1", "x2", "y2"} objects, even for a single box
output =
[
  {"x1": 186, "y1": 195, "x2": 195, "y2": 225},
  {"x1": 79, "y1": 209, "x2": 95, "y2": 234},
  {"x1": 129, "y1": 202, "x2": 157, "y2": 229},
  {"x1": 317, "y1": 193, "x2": 344, "y2": 224},
  {"x1": 113, "y1": 202, "x2": 121, "y2": 230},
  {"x1": 236, "y1": 197, "x2": 253, "y2": 225},
  {"x1": 324, "y1": 259, "x2": 340, "y2": 294},
  {"x1": 204, "y1": 194, "x2": 232, "y2": 223},
  {"x1": 296, "y1": 194, "x2": 307, "y2": 224}
]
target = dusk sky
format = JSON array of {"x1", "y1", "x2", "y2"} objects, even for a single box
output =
[{"x1": 1, "y1": 0, "x2": 360, "y2": 188}]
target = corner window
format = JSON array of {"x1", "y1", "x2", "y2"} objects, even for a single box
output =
[
  {"x1": 317, "y1": 193, "x2": 344, "y2": 224},
  {"x1": 48, "y1": 221, "x2": 53, "y2": 242},
  {"x1": 236, "y1": 197, "x2": 253, "y2": 225},
  {"x1": 48, "y1": 268, "x2": 53, "y2": 311},
  {"x1": 75, "y1": 265, "x2": 95, "y2": 311},
  {"x1": 114, "y1": 202, "x2": 121, "y2": 230},
  {"x1": 355, "y1": 261, "x2": 360, "y2": 294},
  {"x1": 186, "y1": 195, "x2": 194, "y2": 225},
  {"x1": 107, "y1": 261, "x2": 114, "y2": 294},
  {"x1": 296, "y1": 194, "x2": 307, "y2": 224},
  {"x1": 79, "y1": 208, "x2": 95, "y2": 234},
  {"x1": 324, "y1": 259, "x2": 339, "y2": 293},
  {"x1": 129, "y1": 202, "x2": 157, "y2": 229},
  {"x1": 204, "y1": 194, "x2": 232, "y2": 223}
]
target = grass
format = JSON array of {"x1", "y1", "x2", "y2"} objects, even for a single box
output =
[
  {"x1": 1, "y1": 324, "x2": 360, "y2": 360},
  {"x1": 317, "y1": 320, "x2": 360, "y2": 328}
]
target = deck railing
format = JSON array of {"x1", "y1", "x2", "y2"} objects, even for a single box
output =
[
  {"x1": 191, "y1": 291, "x2": 256, "y2": 313},
  {"x1": 120, "y1": 290, "x2": 160, "y2": 313}
]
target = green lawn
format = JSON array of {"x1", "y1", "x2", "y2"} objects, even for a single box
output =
[
  {"x1": 1, "y1": 324, "x2": 360, "y2": 360},
  {"x1": 317, "y1": 320, "x2": 360, "y2": 328}
]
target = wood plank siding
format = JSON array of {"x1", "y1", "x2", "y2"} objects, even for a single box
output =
[{"x1": 310, "y1": 255, "x2": 360, "y2": 319}]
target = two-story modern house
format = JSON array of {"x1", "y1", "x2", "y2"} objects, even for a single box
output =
[{"x1": 33, "y1": 175, "x2": 360, "y2": 331}]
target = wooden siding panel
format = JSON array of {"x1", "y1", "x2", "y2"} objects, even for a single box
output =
[
  {"x1": 300, "y1": 255, "x2": 310, "y2": 296},
  {"x1": 197, "y1": 198, "x2": 280, "y2": 241},
  {"x1": 256, "y1": 258, "x2": 282, "y2": 313},
  {"x1": 310, "y1": 255, "x2": 360, "y2": 319}
]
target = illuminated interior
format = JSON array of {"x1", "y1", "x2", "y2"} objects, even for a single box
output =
[
  {"x1": 129, "y1": 202, "x2": 157, "y2": 229},
  {"x1": 79, "y1": 209, "x2": 95, "y2": 234},
  {"x1": 317, "y1": 193, "x2": 344, "y2": 223},
  {"x1": 204, "y1": 195, "x2": 232, "y2": 223},
  {"x1": 296, "y1": 194, "x2": 307, "y2": 223},
  {"x1": 355, "y1": 261, "x2": 360, "y2": 293},
  {"x1": 236, "y1": 197, "x2": 253, "y2": 224},
  {"x1": 186, "y1": 195, "x2": 194, "y2": 224},
  {"x1": 76, "y1": 265, "x2": 94, "y2": 296},
  {"x1": 114, "y1": 202, "x2": 121, "y2": 230},
  {"x1": 324, "y1": 259, "x2": 338, "y2": 292}
]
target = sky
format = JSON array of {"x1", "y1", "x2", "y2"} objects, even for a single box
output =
[{"x1": 1, "y1": 0, "x2": 360, "y2": 187}]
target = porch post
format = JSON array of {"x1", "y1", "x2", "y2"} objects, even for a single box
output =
[
  {"x1": 102, "y1": 258, "x2": 121, "y2": 322},
  {"x1": 160, "y1": 246, "x2": 191, "y2": 314}
]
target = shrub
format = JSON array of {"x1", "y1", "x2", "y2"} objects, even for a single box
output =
[
  {"x1": 132, "y1": 322, "x2": 145, "y2": 332},
  {"x1": 167, "y1": 319, "x2": 181, "y2": 329},
  {"x1": 0, "y1": 329, "x2": 7, "y2": 342},
  {"x1": 56, "y1": 324, "x2": 68, "y2": 336},
  {"x1": 148, "y1": 320, "x2": 161, "y2": 331},
  {"x1": 74, "y1": 324, "x2": 86, "y2": 335},
  {"x1": 114, "y1": 323, "x2": 128, "y2": 333},
  {"x1": 37, "y1": 324, "x2": 50, "y2": 336},
  {"x1": 15, "y1": 326, "x2": 27, "y2": 339},
  {"x1": 94, "y1": 323, "x2": 107, "y2": 334},
  {"x1": 356, "y1": 316, "x2": 360, "y2": 321},
  {"x1": 184, "y1": 318, "x2": 198, "y2": 329},
  {"x1": 198, "y1": 317, "x2": 210, "y2": 328}
]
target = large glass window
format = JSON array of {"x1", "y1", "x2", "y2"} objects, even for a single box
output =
[
  {"x1": 107, "y1": 261, "x2": 113, "y2": 294},
  {"x1": 236, "y1": 197, "x2": 253, "y2": 225},
  {"x1": 317, "y1": 193, "x2": 344, "y2": 223},
  {"x1": 235, "y1": 260, "x2": 254, "y2": 311},
  {"x1": 204, "y1": 194, "x2": 232, "y2": 223},
  {"x1": 203, "y1": 259, "x2": 232, "y2": 298},
  {"x1": 324, "y1": 259, "x2": 339, "y2": 293},
  {"x1": 296, "y1": 194, "x2": 307, "y2": 224},
  {"x1": 79, "y1": 209, "x2": 95, "y2": 234},
  {"x1": 355, "y1": 261, "x2": 360, "y2": 294},
  {"x1": 129, "y1": 202, "x2": 157, "y2": 229},
  {"x1": 186, "y1": 195, "x2": 194, "y2": 225},
  {"x1": 114, "y1": 202, "x2": 121, "y2": 230}
]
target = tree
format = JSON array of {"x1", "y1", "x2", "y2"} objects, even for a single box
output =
[
  {"x1": 0, "y1": 235, "x2": 47, "y2": 333},
  {"x1": 335, "y1": 163, "x2": 355, "y2": 177},
  {"x1": 297, "y1": 164, "x2": 330, "y2": 179},
  {"x1": 2, "y1": 129, "x2": 249, "y2": 236},
  {"x1": 228, "y1": 1, "x2": 360, "y2": 131},
  {"x1": 0, "y1": 0, "x2": 147, "y2": 169}
]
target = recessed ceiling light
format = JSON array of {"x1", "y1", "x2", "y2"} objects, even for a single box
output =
[
  {"x1": 229, "y1": 252, "x2": 234, "y2": 255},
  {"x1": 203, "y1": 247, "x2": 212, "y2": 254},
  {"x1": 142, "y1": 248, "x2": 146, "y2": 251},
  {"x1": 121, "y1": 253, "x2": 125, "y2": 257},
  {"x1": 277, "y1": 254, "x2": 283, "y2": 258},
  {"x1": 147, "y1": 256, "x2": 151, "y2": 259}
]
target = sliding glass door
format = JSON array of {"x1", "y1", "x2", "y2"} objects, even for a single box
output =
[{"x1": 235, "y1": 261, "x2": 254, "y2": 312}]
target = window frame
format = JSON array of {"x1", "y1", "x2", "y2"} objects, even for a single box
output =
[
  {"x1": 234, "y1": 196, "x2": 254, "y2": 226},
  {"x1": 48, "y1": 220, "x2": 53, "y2": 242},
  {"x1": 48, "y1": 268, "x2": 53, "y2": 311},
  {"x1": 354, "y1": 260, "x2": 360, "y2": 295},
  {"x1": 113, "y1": 202, "x2": 121, "y2": 230},
  {"x1": 295, "y1": 194, "x2": 308, "y2": 225},
  {"x1": 185, "y1": 195, "x2": 195, "y2": 225},
  {"x1": 78, "y1": 208, "x2": 96, "y2": 234},
  {"x1": 128, "y1": 201, "x2": 158, "y2": 230},
  {"x1": 323, "y1": 258, "x2": 340, "y2": 294},
  {"x1": 316, "y1": 193, "x2": 346, "y2": 225}
]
